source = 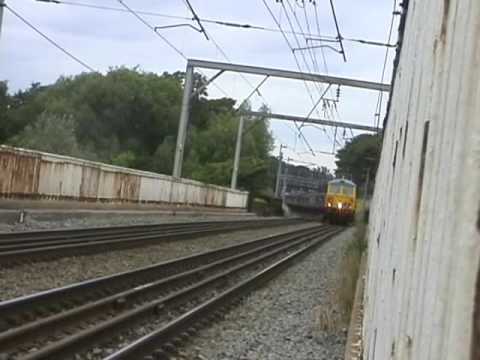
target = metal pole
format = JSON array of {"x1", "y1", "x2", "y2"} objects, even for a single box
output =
[
  {"x1": 282, "y1": 158, "x2": 289, "y2": 201},
  {"x1": 364, "y1": 167, "x2": 371, "y2": 199},
  {"x1": 275, "y1": 145, "x2": 286, "y2": 197},
  {"x1": 172, "y1": 65, "x2": 194, "y2": 178},
  {"x1": 230, "y1": 115, "x2": 245, "y2": 189},
  {"x1": 0, "y1": 0, "x2": 5, "y2": 39}
]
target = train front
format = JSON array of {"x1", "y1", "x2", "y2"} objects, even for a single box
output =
[{"x1": 324, "y1": 179, "x2": 356, "y2": 224}]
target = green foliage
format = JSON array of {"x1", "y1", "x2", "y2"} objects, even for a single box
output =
[
  {"x1": 185, "y1": 109, "x2": 273, "y2": 190},
  {"x1": 0, "y1": 81, "x2": 10, "y2": 142},
  {"x1": 336, "y1": 222, "x2": 367, "y2": 322},
  {"x1": 335, "y1": 133, "x2": 382, "y2": 193},
  {"x1": 10, "y1": 112, "x2": 89, "y2": 158},
  {"x1": 0, "y1": 70, "x2": 275, "y2": 192},
  {"x1": 151, "y1": 136, "x2": 175, "y2": 175},
  {"x1": 111, "y1": 151, "x2": 137, "y2": 168}
]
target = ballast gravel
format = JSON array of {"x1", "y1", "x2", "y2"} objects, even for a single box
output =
[
  {"x1": 0, "y1": 213, "x2": 259, "y2": 233},
  {"x1": 179, "y1": 227, "x2": 354, "y2": 360},
  {"x1": 0, "y1": 222, "x2": 315, "y2": 301}
]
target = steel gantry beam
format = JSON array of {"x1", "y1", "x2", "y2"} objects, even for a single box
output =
[
  {"x1": 172, "y1": 58, "x2": 391, "y2": 186},
  {"x1": 188, "y1": 59, "x2": 391, "y2": 92},
  {"x1": 244, "y1": 111, "x2": 381, "y2": 133}
]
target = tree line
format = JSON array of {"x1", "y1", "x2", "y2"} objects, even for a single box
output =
[
  {"x1": 0, "y1": 67, "x2": 381, "y2": 194},
  {"x1": 0, "y1": 68, "x2": 277, "y2": 191}
]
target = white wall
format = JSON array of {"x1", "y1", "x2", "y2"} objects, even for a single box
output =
[
  {"x1": 0, "y1": 145, "x2": 249, "y2": 209},
  {"x1": 363, "y1": 1, "x2": 480, "y2": 359}
]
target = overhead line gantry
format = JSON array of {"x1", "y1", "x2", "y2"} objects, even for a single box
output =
[{"x1": 172, "y1": 59, "x2": 391, "y2": 189}]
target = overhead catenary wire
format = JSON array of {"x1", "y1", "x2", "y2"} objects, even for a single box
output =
[
  {"x1": 5, "y1": 3, "x2": 97, "y2": 72},
  {"x1": 237, "y1": 76, "x2": 270, "y2": 112},
  {"x1": 160, "y1": 1, "x2": 281, "y2": 160},
  {"x1": 264, "y1": 0, "x2": 339, "y2": 155},
  {"x1": 202, "y1": 24, "x2": 272, "y2": 107},
  {"x1": 328, "y1": 0, "x2": 347, "y2": 62},
  {"x1": 236, "y1": 76, "x2": 271, "y2": 138},
  {"x1": 182, "y1": 0, "x2": 209, "y2": 40},
  {"x1": 312, "y1": 2, "x2": 329, "y2": 73},
  {"x1": 261, "y1": 0, "x2": 319, "y2": 156},
  {"x1": 286, "y1": 0, "x2": 335, "y2": 122},
  {"x1": 35, "y1": 0, "x2": 275, "y2": 141},
  {"x1": 117, "y1": 0, "x2": 186, "y2": 59},
  {"x1": 311, "y1": 0, "x2": 343, "y2": 129},
  {"x1": 283, "y1": 1, "x2": 334, "y2": 126},
  {"x1": 374, "y1": 0, "x2": 398, "y2": 128},
  {"x1": 281, "y1": 1, "x2": 336, "y2": 142},
  {"x1": 115, "y1": 0, "x2": 278, "y2": 179},
  {"x1": 28, "y1": 0, "x2": 367, "y2": 157},
  {"x1": 116, "y1": 0, "x2": 229, "y2": 97},
  {"x1": 37, "y1": 0, "x2": 396, "y2": 48}
]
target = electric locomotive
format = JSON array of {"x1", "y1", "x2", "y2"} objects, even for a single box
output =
[{"x1": 324, "y1": 178, "x2": 356, "y2": 224}]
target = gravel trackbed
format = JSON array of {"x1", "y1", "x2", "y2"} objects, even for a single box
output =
[{"x1": 179, "y1": 228, "x2": 354, "y2": 360}]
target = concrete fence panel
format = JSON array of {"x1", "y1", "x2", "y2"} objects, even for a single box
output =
[{"x1": 0, "y1": 145, "x2": 249, "y2": 209}]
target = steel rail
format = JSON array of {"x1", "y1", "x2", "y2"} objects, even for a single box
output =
[
  {"x1": 0, "y1": 218, "x2": 294, "y2": 242},
  {"x1": 0, "y1": 223, "x2": 239, "y2": 250},
  {"x1": 15, "y1": 226, "x2": 342, "y2": 359},
  {"x1": 0, "y1": 224, "x2": 319, "y2": 322},
  {"x1": 0, "y1": 218, "x2": 298, "y2": 243},
  {"x1": 106, "y1": 227, "x2": 344, "y2": 359},
  {"x1": 0, "y1": 220, "x2": 288, "y2": 250},
  {"x1": 0, "y1": 219, "x2": 300, "y2": 265},
  {"x1": 0, "y1": 225, "x2": 333, "y2": 354}
]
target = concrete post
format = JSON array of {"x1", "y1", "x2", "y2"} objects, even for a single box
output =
[
  {"x1": 230, "y1": 115, "x2": 245, "y2": 189},
  {"x1": 172, "y1": 65, "x2": 194, "y2": 178}
]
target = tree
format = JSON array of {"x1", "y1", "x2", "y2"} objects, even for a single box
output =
[
  {"x1": 151, "y1": 136, "x2": 175, "y2": 175},
  {"x1": 184, "y1": 107, "x2": 273, "y2": 190},
  {"x1": 335, "y1": 133, "x2": 382, "y2": 193},
  {"x1": 0, "y1": 81, "x2": 11, "y2": 142},
  {"x1": 10, "y1": 112, "x2": 89, "y2": 157},
  {"x1": 0, "y1": 67, "x2": 276, "y2": 193}
]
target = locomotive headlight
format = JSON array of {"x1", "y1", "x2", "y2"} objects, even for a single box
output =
[
  {"x1": 327, "y1": 202, "x2": 332, "y2": 207},
  {"x1": 338, "y1": 202, "x2": 343, "y2": 209}
]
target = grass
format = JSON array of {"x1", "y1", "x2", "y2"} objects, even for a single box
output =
[
  {"x1": 336, "y1": 218, "x2": 368, "y2": 323},
  {"x1": 313, "y1": 217, "x2": 368, "y2": 335}
]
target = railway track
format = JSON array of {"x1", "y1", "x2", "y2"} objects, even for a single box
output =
[
  {"x1": 0, "y1": 224, "x2": 343, "y2": 360},
  {"x1": 0, "y1": 218, "x2": 301, "y2": 266}
]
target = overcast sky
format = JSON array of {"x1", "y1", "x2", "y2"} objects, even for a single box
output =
[{"x1": 0, "y1": 0, "x2": 399, "y2": 170}]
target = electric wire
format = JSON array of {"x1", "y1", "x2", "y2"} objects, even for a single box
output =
[
  {"x1": 117, "y1": 0, "x2": 186, "y2": 59},
  {"x1": 311, "y1": 0, "x2": 343, "y2": 133},
  {"x1": 5, "y1": 3, "x2": 97, "y2": 72},
  {"x1": 374, "y1": 0, "x2": 398, "y2": 128},
  {"x1": 181, "y1": 0, "x2": 209, "y2": 40},
  {"x1": 116, "y1": 0, "x2": 229, "y2": 97},
  {"x1": 311, "y1": 0, "x2": 340, "y2": 119},
  {"x1": 281, "y1": 1, "x2": 336, "y2": 142},
  {"x1": 261, "y1": 0, "x2": 318, "y2": 156},
  {"x1": 237, "y1": 76, "x2": 270, "y2": 112},
  {"x1": 287, "y1": 0, "x2": 334, "y2": 125},
  {"x1": 37, "y1": 0, "x2": 395, "y2": 48},
  {"x1": 328, "y1": 0, "x2": 346, "y2": 62},
  {"x1": 312, "y1": 2, "x2": 329, "y2": 73},
  {"x1": 283, "y1": 1, "x2": 332, "y2": 123},
  {"x1": 176, "y1": 0, "x2": 274, "y2": 118}
]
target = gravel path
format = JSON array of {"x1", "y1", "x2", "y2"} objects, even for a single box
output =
[
  {"x1": 178, "y1": 228, "x2": 354, "y2": 360},
  {"x1": 0, "y1": 222, "x2": 315, "y2": 301}
]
